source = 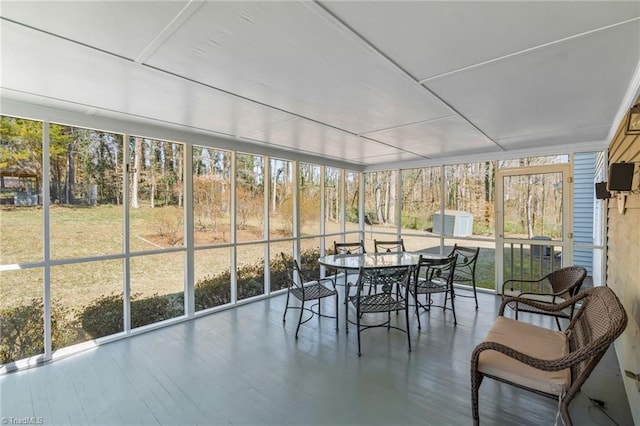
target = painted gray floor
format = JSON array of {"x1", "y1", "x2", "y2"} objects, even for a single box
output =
[{"x1": 0, "y1": 288, "x2": 633, "y2": 425}]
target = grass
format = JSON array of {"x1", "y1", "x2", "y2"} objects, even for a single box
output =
[{"x1": 1, "y1": 205, "x2": 508, "y2": 314}]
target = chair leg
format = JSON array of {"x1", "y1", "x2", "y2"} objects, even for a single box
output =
[
  {"x1": 345, "y1": 293, "x2": 350, "y2": 334},
  {"x1": 404, "y1": 303, "x2": 411, "y2": 352},
  {"x1": 472, "y1": 277, "x2": 479, "y2": 310},
  {"x1": 334, "y1": 292, "x2": 339, "y2": 332},
  {"x1": 295, "y1": 300, "x2": 304, "y2": 339},
  {"x1": 471, "y1": 371, "x2": 483, "y2": 426},
  {"x1": 560, "y1": 401, "x2": 573, "y2": 426},
  {"x1": 450, "y1": 286, "x2": 457, "y2": 326},
  {"x1": 414, "y1": 291, "x2": 422, "y2": 330},
  {"x1": 283, "y1": 290, "x2": 291, "y2": 323},
  {"x1": 555, "y1": 316, "x2": 562, "y2": 331},
  {"x1": 356, "y1": 306, "x2": 362, "y2": 356}
]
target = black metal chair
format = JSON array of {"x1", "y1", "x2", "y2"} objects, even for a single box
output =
[
  {"x1": 411, "y1": 254, "x2": 458, "y2": 329},
  {"x1": 346, "y1": 265, "x2": 412, "y2": 356},
  {"x1": 445, "y1": 244, "x2": 480, "y2": 310},
  {"x1": 333, "y1": 240, "x2": 366, "y2": 255},
  {"x1": 332, "y1": 240, "x2": 366, "y2": 302},
  {"x1": 501, "y1": 265, "x2": 587, "y2": 330},
  {"x1": 282, "y1": 254, "x2": 338, "y2": 339},
  {"x1": 373, "y1": 238, "x2": 406, "y2": 253}
]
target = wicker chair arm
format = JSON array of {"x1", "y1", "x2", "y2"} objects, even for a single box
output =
[
  {"x1": 502, "y1": 277, "x2": 546, "y2": 292},
  {"x1": 498, "y1": 292, "x2": 588, "y2": 316},
  {"x1": 516, "y1": 289, "x2": 566, "y2": 298},
  {"x1": 472, "y1": 340, "x2": 584, "y2": 373}
]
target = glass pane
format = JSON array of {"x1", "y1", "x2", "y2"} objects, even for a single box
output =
[
  {"x1": 130, "y1": 252, "x2": 184, "y2": 328},
  {"x1": 195, "y1": 247, "x2": 231, "y2": 311},
  {"x1": 0, "y1": 268, "x2": 43, "y2": 364},
  {"x1": 0, "y1": 116, "x2": 43, "y2": 264},
  {"x1": 503, "y1": 242, "x2": 562, "y2": 282},
  {"x1": 443, "y1": 239, "x2": 496, "y2": 291},
  {"x1": 269, "y1": 158, "x2": 293, "y2": 239},
  {"x1": 444, "y1": 162, "x2": 496, "y2": 238},
  {"x1": 499, "y1": 155, "x2": 569, "y2": 168},
  {"x1": 129, "y1": 136, "x2": 185, "y2": 252},
  {"x1": 345, "y1": 170, "x2": 360, "y2": 233},
  {"x1": 51, "y1": 259, "x2": 123, "y2": 347},
  {"x1": 299, "y1": 163, "x2": 321, "y2": 236},
  {"x1": 236, "y1": 153, "x2": 265, "y2": 242},
  {"x1": 324, "y1": 167, "x2": 341, "y2": 236},
  {"x1": 269, "y1": 240, "x2": 293, "y2": 292},
  {"x1": 503, "y1": 172, "x2": 563, "y2": 240},
  {"x1": 237, "y1": 243, "x2": 265, "y2": 301},
  {"x1": 402, "y1": 235, "x2": 442, "y2": 253},
  {"x1": 400, "y1": 167, "x2": 442, "y2": 235},
  {"x1": 49, "y1": 124, "x2": 124, "y2": 259},
  {"x1": 364, "y1": 170, "x2": 396, "y2": 227},
  {"x1": 401, "y1": 167, "x2": 442, "y2": 235},
  {"x1": 193, "y1": 146, "x2": 231, "y2": 245}
]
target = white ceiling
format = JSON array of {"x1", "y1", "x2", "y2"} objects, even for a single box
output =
[{"x1": 1, "y1": 1, "x2": 639, "y2": 170}]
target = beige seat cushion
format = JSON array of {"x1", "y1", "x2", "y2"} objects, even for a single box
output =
[{"x1": 478, "y1": 316, "x2": 570, "y2": 395}]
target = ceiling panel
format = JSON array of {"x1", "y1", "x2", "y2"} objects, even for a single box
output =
[
  {"x1": 495, "y1": 126, "x2": 611, "y2": 151},
  {"x1": 145, "y1": 1, "x2": 452, "y2": 134},
  {"x1": 0, "y1": 1, "x2": 189, "y2": 60},
  {"x1": 242, "y1": 117, "x2": 406, "y2": 165},
  {"x1": 364, "y1": 117, "x2": 500, "y2": 158},
  {"x1": 322, "y1": 1, "x2": 640, "y2": 81},
  {"x1": 1, "y1": 1, "x2": 639, "y2": 170},
  {"x1": 0, "y1": 20, "x2": 295, "y2": 138},
  {"x1": 425, "y1": 20, "x2": 640, "y2": 143}
]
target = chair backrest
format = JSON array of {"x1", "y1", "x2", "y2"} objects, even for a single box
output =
[
  {"x1": 374, "y1": 239, "x2": 406, "y2": 253},
  {"x1": 355, "y1": 264, "x2": 412, "y2": 296},
  {"x1": 565, "y1": 286, "x2": 627, "y2": 396},
  {"x1": 283, "y1": 257, "x2": 304, "y2": 291},
  {"x1": 546, "y1": 266, "x2": 587, "y2": 299},
  {"x1": 447, "y1": 244, "x2": 479, "y2": 278},
  {"x1": 334, "y1": 240, "x2": 366, "y2": 255},
  {"x1": 415, "y1": 254, "x2": 457, "y2": 285}
]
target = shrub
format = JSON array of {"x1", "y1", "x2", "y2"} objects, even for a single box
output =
[
  {"x1": 195, "y1": 270, "x2": 232, "y2": 310},
  {"x1": 0, "y1": 298, "x2": 77, "y2": 364},
  {"x1": 79, "y1": 293, "x2": 182, "y2": 339}
]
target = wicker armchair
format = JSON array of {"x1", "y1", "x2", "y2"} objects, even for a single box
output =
[
  {"x1": 471, "y1": 286, "x2": 627, "y2": 426},
  {"x1": 282, "y1": 255, "x2": 338, "y2": 339},
  {"x1": 374, "y1": 239, "x2": 406, "y2": 253},
  {"x1": 502, "y1": 266, "x2": 587, "y2": 330}
]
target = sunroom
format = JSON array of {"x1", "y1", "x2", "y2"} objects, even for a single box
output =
[{"x1": 1, "y1": 1, "x2": 639, "y2": 425}]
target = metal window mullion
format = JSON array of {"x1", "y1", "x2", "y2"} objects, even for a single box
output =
[
  {"x1": 359, "y1": 171, "x2": 365, "y2": 242},
  {"x1": 263, "y1": 157, "x2": 271, "y2": 295},
  {"x1": 439, "y1": 164, "x2": 445, "y2": 255},
  {"x1": 184, "y1": 144, "x2": 194, "y2": 317},
  {"x1": 42, "y1": 121, "x2": 52, "y2": 361},
  {"x1": 340, "y1": 169, "x2": 346, "y2": 240},
  {"x1": 396, "y1": 169, "x2": 402, "y2": 238},
  {"x1": 122, "y1": 133, "x2": 131, "y2": 333},
  {"x1": 293, "y1": 161, "x2": 300, "y2": 262},
  {"x1": 320, "y1": 166, "x2": 326, "y2": 269},
  {"x1": 230, "y1": 151, "x2": 237, "y2": 304}
]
